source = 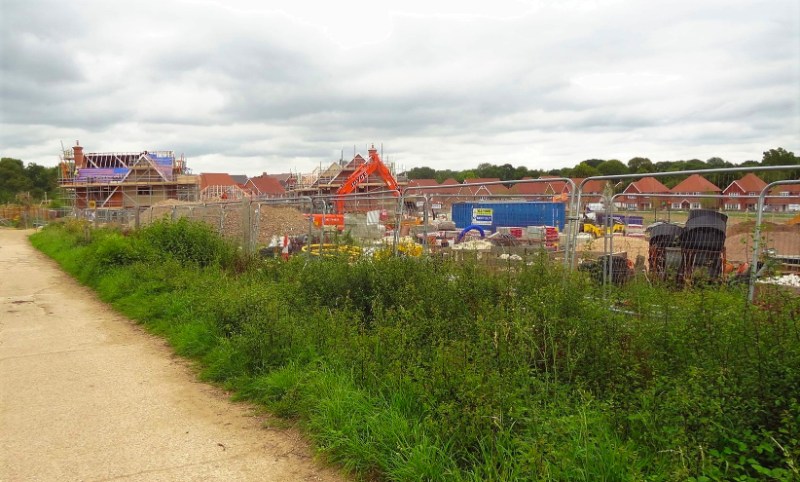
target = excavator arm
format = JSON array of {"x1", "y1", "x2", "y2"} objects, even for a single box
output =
[{"x1": 334, "y1": 146, "x2": 399, "y2": 212}]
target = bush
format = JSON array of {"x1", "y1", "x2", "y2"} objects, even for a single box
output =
[{"x1": 140, "y1": 218, "x2": 234, "y2": 267}]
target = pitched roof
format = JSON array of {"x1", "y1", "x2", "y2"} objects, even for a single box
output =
[
  {"x1": 723, "y1": 173, "x2": 767, "y2": 194},
  {"x1": 230, "y1": 174, "x2": 248, "y2": 185},
  {"x1": 670, "y1": 174, "x2": 721, "y2": 193},
  {"x1": 270, "y1": 172, "x2": 293, "y2": 183},
  {"x1": 765, "y1": 183, "x2": 800, "y2": 205},
  {"x1": 771, "y1": 183, "x2": 800, "y2": 194},
  {"x1": 245, "y1": 174, "x2": 286, "y2": 197},
  {"x1": 461, "y1": 178, "x2": 508, "y2": 195},
  {"x1": 407, "y1": 179, "x2": 440, "y2": 188},
  {"x1": 511, "y1": 177, "x2": 561, "y2": 195},
  {"x1": 463, "y1": 177, "x2": 501, "y2": 184},
  {"x1": 573, "y1": 178, "x2": 607, "y2": 194},
  {"x1": 624, "y1": 176, "x2": 670, "y2": 194},
  {"x1": 432, "y1": 178, "x2": 462, "y2": 195},
  {"x1": 199, "y1": 173, "x2": 238, "y2": 190}
]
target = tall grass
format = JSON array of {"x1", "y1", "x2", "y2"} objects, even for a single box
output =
[{"x1": 30, "y1": 219, "x2": 800, "y2": 481}]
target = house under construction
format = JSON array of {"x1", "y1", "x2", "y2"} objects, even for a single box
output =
[
  {"x1": 288, "y1": 145, "x2": 408, "y2": 198},
  {"x1": 59, "y1": 141, "x2": 199, "y2": 210}
]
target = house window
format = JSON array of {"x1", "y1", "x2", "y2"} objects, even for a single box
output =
[
  {"x1": 626, "y1": 203, "x2": 636, "y2": 210},
  {"x1": 641, "y1": 202, "x2": 651, "y2": 210},
  {"x1": 780, "y1": 192, "x2": 790, "y2": 197},
  {"x1": 137, "y1": 186, "x2": 152, "y2": 195},
  {"x1": 729, "y1": 192, "x2": 739, "y2": 196},
  {"x1": 725, "y1": 203, "x2": 740, "y2": 210},
  {"x1": 671, "y1": 203, "x2": 681, "y2": 209},
  {"x1": 691, "y1": 202, "x2": 701, "y2": 209}
]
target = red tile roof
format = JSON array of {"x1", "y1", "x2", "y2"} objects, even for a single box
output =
[
  {"x1": 463, "y1": 177, "x2": 501, "y2": 184},
  {"x1": 511, "y1": 177, "x2": 552, "y2": 195},
  {"x1": 407, "y1": 179, "x2": 440, "y2": 188},
  {"x1": 766, "y1": 183, "x2": 800, "y2": 205},
  {"x1": 574, "y1": 178, "x2": 607, "y2": 194},
  {"x1": 670, "y1": 174, "x2": 721, "y2": 193},
  {"x1": 199, "y1": 173, "x2": 238, "y2": 190},
  {"x1": 624, "y1": 176, "x2": 670, "y2": 194},
  {"x1": 723, "y1": 173, "x2": 767, "y2": 194},
  {"x1": 245, "y1": 174, "x2": 286, "y2": 197}
]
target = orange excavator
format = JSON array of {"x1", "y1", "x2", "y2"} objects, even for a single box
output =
[
  {"x1": 333, "y1": 145, "x2": 399, "y2": 213},
  {"x1": 308, "y1": 145, "x2": 401, "y2": 229}
]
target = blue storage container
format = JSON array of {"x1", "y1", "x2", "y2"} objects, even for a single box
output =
[{"x1": 451, "y1": 202, "x2": 566, "y2": 231}]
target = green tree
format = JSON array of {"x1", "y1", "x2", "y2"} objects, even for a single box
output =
[
  {"x1": 0, "y1": 158, "x2": 32, "y2": 203},
  {"x1": 406, "y1": 166, "x2": 436, "y2": 180},
  {"x1": 582, "y1": 159, "x2": 605, "y2": 169},
  {"x1": 25, "y1": 163, "x2": 58, "y2": 199},
  {"x1": 762, "y1": 147, "x2": 797, "y2": 166},
  {"x1": 627, "y1": 157, "x2": 654, "y2": 173},
  {"x1": 496, "y1": 163, "x2": 516, "y2": 181},
  {"x1": 597, "y1": 159, "x2": 629, "y2": 176},
  {"x1": 686, "y1": 159, "x2": 707, "y2": 170},
  {"x1": 571, "y1": 162, "x2": 600, "y2": 178},
  {"x1": 761, "y1": 147, "x2": 799, "y2": 181}
]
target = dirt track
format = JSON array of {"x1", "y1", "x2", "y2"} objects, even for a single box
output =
[{"x1": 0, "y1": 229, "x2": 346, "y2": 482}]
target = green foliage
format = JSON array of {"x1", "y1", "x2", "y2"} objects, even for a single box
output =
[
  {"x1": 140, "y1": 217, "x2": 235, "y2": 267},
  {"x1": 0, "y1": 157, "x2": 59, "y2": 203},
  {"x1": 30, "y1": 223, "x2": 800, "y2": 481},
  {"x1": 597, "y1": 159, "x2": 629, "y2": 176},
  {"x1": 571, "y1": 161, "x2": 601, "y2": 178}
]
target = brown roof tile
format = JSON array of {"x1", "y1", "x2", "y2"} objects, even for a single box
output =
[
  {"x1": 245, "y1": 174, "x2": 286, "y2": 197},
  {"x1": 723, "y1": 173, "x2": 767, "y2": 194},
  {"x1": 199, "y1": 173, "x2": 238, "y2": 190},
  {"x1": 671, "y1": 174, "x2": 721, "y2": 193},
  {"x1": 624, "y1": 176, "x2": 671, "y2": 194}
]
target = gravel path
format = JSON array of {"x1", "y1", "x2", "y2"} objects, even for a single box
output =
[{"x1": 0, "y1": 228, "x2": 346, "y2": 482}]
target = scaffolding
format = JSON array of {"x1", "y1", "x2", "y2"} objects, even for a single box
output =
[
  {"x1": 59, "y1": 141, "x2": 199, "y2": 212},
  {"x1": 289, "y1": 151, "x2": 407, "y2": 197}
]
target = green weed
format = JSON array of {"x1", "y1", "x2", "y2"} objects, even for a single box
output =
[{"x1": 29, "y1": 221, "x2": 800, "y2": 481}]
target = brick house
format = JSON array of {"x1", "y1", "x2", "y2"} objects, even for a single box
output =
[
  {"x1": 721, "y1": 173, "x2": 767, "y2": 211},
  {"x1": 620, "y1": 177, "x2": 671, "y2": 210},
  {"x1": 766, "y1": 183, "x2": 800, "y2": 212},
  {"x1": 669, "y1": 174, "x2": 721, "y2": 210}
]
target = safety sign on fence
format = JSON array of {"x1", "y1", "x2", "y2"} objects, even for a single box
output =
[{"x1": 472, "y1": 208, "x2": 493, "y2": 225}]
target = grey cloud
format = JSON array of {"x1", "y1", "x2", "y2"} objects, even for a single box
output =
[{"x1": 1, "y1": 0, "x2": 798, "y2": 174}]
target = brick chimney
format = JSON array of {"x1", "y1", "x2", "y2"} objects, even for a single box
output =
[{"x1": 73, "y1": 141, "x2": 85, "y2": 169}]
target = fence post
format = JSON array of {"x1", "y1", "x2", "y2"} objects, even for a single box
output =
[
  {"x1": 242, "y1": 198, "x2": 252, "y2": 254},
  {"x1": 748, "y1": 179, "x2": 799, "y2": 302}
]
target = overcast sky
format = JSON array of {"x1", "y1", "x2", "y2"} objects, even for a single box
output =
[{"x1": 1, "y1": 0, "x2": 799, "y2": 176}]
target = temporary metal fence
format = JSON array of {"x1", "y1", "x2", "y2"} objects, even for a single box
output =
[
  {"x1": 401, "y1": 178, "x2": 577, "y2": 267},
  {"x1": 75, "y1": 165, "x2": 798, "y2": 302},
  {"x1": 749, "y1": 180, "x2": 800, "y2": 301},
  {"x1": 570, "y1": 166, "x2": 797, "y2": 300}
]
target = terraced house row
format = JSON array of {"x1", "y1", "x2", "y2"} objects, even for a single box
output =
[{"x1": 408, "y1": 173, "x2": 800, "y2": 212}]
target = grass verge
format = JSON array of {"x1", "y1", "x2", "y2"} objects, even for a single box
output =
[{"x1": 30, "y1": 219, "x2": 800, "y2": 481}]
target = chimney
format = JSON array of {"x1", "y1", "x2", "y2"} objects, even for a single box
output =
[{"x1": 73, "y1": 141, "x2": 85, "y2": 169}]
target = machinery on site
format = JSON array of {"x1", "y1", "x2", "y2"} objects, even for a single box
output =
[
  {"x1": 580, "y1": 215, "x2": 625, "y2": 238},
  {"x1": 333, "y1": 145, "x2": 400, "y2": 213},
  {"x1": 307, "y1": 145, "x2": 401, "y2": 230}
]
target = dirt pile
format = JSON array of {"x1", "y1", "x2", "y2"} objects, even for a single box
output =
[
  {"x1": 139, "y1": 201, "x2": 310, "y2": 246},
  {"x1": 256, "y1": 206, "x2": 310, "y2": 244}
]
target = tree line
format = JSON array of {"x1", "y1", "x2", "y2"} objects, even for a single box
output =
[
  {"x1": 1, "y1": 148, "x2": 797, "y2": 205},
  {"x1": 404, "y1": 147, "x2": 799, "y2": 188},
  {"x1": 0, "y1": 158, "x2": 60, "y2": 204}
]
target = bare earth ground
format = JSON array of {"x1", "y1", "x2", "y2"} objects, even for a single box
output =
[{"x1": 0, "y1": 229, "x2": 347, "y2": 482}]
